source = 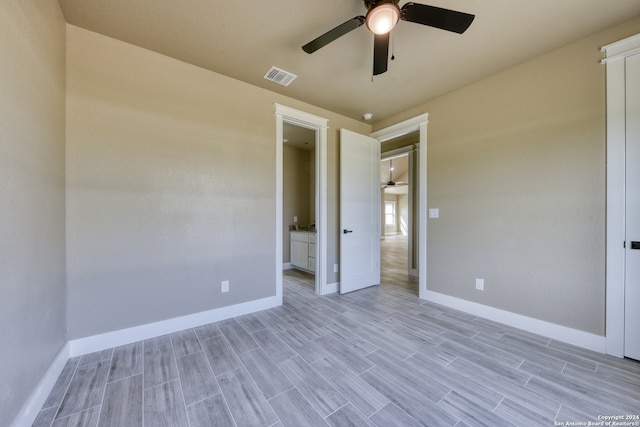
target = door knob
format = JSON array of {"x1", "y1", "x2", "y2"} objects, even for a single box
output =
[
  {"x1": 343, "y1": 229, "x2": 353, "y2": 234},
  {"x1": 632, "y1": 241, "x2": 640, "y2": 250}
]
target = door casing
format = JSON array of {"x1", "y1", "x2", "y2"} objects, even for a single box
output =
[
  {"x1": 371, "y1": 114, "x2": 428, "y2": 299},
  {"x1": 602, "y1": 33, "x2": 640, "y2": 357},
  {"x1": 275, "y1": 104, "x2": 328, "y2": 298}
]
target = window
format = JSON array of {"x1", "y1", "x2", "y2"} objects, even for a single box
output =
[{"x1": 385, "y1": 201, "x2": 396, "y2": 226}]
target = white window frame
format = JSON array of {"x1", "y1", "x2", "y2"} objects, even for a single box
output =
[{"x1": 385, "y1": 201, "x2": 396, "y2": 226}]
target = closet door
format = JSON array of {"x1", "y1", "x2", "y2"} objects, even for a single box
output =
[{"x1": 624, "y1": 52, "x2": 640, "y2": 361}]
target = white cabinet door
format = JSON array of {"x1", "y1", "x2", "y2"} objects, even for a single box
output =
[
  {"x1": 291, "y1": 239, "x2": 309, "y2": 269},
  {"x1": 290, "y1": 233, "x2": 309, "y2": 270},
  {"x1": 308, "y1": 243, "x2": 316, "y2": 272}
]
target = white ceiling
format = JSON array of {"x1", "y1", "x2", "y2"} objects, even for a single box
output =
[{"x1": 57, "y1": 0, "x2": 640, "y2": 123}]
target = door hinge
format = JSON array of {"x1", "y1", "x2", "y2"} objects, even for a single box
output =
[{"x1": 624, "y1": 241, "x2": 626, "y2": 248}]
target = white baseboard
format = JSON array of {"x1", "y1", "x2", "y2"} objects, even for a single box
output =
[
  {"x1": 322, "y1": 282, "x2": 339, "y2": 295},
  {"x1": 12, "y1": 342, "x2": 70, "y2": 427},
  {"x1": 282, "y1": 262, "x2": 293, "y2": 270},
  {"x1": 69, "y1": 295, "x2": 280, "y2": 357},
  {"x1": 14, "y1": 295, "x2": 280, "y2": 426},
  {"x1": 424, "y1": 290, "x2": 606, "y2": 353}
]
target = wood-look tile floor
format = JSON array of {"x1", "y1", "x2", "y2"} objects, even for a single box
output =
[{"x1": 34, "y1": 237, "x2": 640, "y2": 426}]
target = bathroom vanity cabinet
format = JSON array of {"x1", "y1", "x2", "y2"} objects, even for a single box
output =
[{"x1": 290, "y1": 231, "x2": 316, "y2": 274}]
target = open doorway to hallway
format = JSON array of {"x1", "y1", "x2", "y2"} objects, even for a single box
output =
[
  {"x1": 380, "y1": 234, "x2": 417, "y2": 292},
  {"x1": 380, "y1": 131, "x2": 419, "y2": 294}
]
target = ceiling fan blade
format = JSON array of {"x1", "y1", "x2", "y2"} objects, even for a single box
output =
[
  {"x1": 302, "y1": 16, "x2": 365, "y2": 54},
  {"x1": 373, "y1": 32, "x2": 389, "y2": 75},
  {"x1": 400, "y1": 2, "x2": 474, "y2": 34}
]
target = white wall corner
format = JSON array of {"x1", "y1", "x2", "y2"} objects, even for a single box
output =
[
  {"x1": 12, "y1": 342, "x2": 71, "y2": 427},
  {"x1": 282, "y1": 262, "x2": 293, "y2": 270},
  {"x1": 424, "y1": 291, "x2": 606, "y2": 354}
]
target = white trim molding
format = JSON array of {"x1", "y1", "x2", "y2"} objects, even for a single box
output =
[
  {"x1": 274, "y1": 104, "x2": 329, "y2": 296},
  {"x1": 600, "y1": 33, "x2": 640, "y2": 63},
  {"x1": 371, "y1": 114, "x2": 429, "y2": 142},
  {"x1": 602, "y1": 33, "x2": 640, "y2": 357},
  {"x1": 11, "y1": 343, "x2": 70, "y2": 427},
  {"x1": 323, "y1": 282, "x2": 339, "y2": 294},
  {"x1": 425, "y1": 291, "x2": 606, "y2": 353},
  {"x1": 69, "y1": 296, "x2": 280, "y2": 357}
]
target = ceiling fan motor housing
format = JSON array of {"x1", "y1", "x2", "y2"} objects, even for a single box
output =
[
  {"x1": 364, "y1": 0, "x2": 400, "y2": 10},
  {"x1": 365, "y1": 0, "x2": 401, "y2": 35}
]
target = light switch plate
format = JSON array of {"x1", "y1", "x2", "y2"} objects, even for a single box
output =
[{"x1": 429, "y1": 208, "x2": 439, "y2": 219}]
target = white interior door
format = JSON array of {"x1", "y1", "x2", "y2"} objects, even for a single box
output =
[
  {"x1": 340, "y1": 129, "x2": 380, "y2": 294},
  {"x1": 624, "y1": 52, "x2": 640, "y2": 361}
]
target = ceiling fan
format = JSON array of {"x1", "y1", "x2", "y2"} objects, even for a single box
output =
[
  {"x1": 302, "y1": 0, "x2": 475, "y2": 76},
  {"x1": 382, "y1": 159, "x2": 408, "y2": 188}
]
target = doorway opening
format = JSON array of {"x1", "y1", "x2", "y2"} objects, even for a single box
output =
[
  {"x1": 283, "y1": 122, "x2": 316, "y2": 289},
  {"x1": 371, "y1": 114, "x2": 428, "y2": 299},
  {"x1": 380, "y1": 133, "x2": 419, "y2": 294},
  {"x1": 275, "y1": 104, "x2": 328, "y2": 300}
]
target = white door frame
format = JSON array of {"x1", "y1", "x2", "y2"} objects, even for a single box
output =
[
  {"x1": 371, "y1": 114, "x2": 428, "y2": 299},
  {"x1": 381, "y1": 145, "x2": 418, "y2": 277},
  {"x1": 275, "y1": 104, "x2": 328, "y2": 299},
  {"x1": 602, "y1": 34, "x2": 640, "y2": 357}
]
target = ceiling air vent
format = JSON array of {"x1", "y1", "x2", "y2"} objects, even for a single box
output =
[{"x1": 264, "y1": 66, "x2": 297, "y2": 87}]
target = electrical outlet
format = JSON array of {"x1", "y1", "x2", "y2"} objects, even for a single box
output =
[
  {"x1": 475, "y1": 278, "x2": 484, "y2": 291},
  {"x1": 221, "y1": 280, "x2": 229, "y2": 293},
  {"x1": 334, "y1": 264, "x2": 339, "y2": 273}
]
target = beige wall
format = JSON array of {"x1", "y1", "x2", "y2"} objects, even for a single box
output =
[
  {"x1": 65, "y1": 25, "x2": 369, "y2": 338},
  {"x1": 0, "y1": 1, "x2": 67, "y2": 425},
  {"x1": 309, "y1": 148, "x2": 316, "y2": 224},
  {"x1": 398, "y1": 194, "x2": 409, "y2": 236},
  {"x1": 375, "y1": 17, "x2": 640, "y2": 335}
]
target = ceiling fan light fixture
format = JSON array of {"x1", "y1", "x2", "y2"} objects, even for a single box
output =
[{"x1": 366, "y1": 3, "x2": 400, "y2": 35}]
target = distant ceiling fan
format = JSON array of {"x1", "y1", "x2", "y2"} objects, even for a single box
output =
[
  {"x1": 382, "y1": 159, "x2": 408, "y2": 188},
  {"x1": 302, "y1": 0, "x2": 474, "y2": 76}
]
